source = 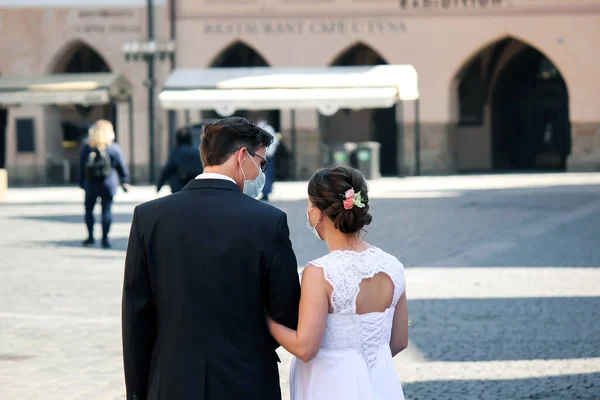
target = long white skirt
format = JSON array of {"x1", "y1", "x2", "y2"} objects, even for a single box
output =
[{"x1": 289, "y1": 346, "x2": 405, "y2": 400}]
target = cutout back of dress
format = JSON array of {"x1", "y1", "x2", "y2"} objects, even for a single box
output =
[
  {"x1": 355, "y1": 272, "x2": 395, "y2": 315},
  {"x1": 310, "y1": 246, "x2": 405, "y2": 315},
  {"x1": 309, "y1": 246, "x2": 406, "y2": 369}
]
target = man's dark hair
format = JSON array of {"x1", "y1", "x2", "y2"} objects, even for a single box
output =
[
  {"x1": 200, "y1": 116, "x2": 273, "y2": 166},
  {"x1": 176, "y1": 126, "x2": 193, "y2": 146}
]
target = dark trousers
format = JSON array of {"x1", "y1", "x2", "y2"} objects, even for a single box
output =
[
  {"x1": 85, "y1": 191, "x2": 113, "y2": 240},
  {"x1": 262, "y1": 157, "x2": 275, "y2": 198}
]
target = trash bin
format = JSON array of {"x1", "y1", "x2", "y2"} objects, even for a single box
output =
[
  {"x1": 354, "y1": 141, "x2": 381, "y2": 179},
  {"x1": 328, "y1": 143, "x2": 351, "y2": 167},
  {"x1": 344, "y1": 142, "x2": 358, "y2": 168}
]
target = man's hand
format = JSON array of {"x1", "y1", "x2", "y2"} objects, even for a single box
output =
[{"x1": 122, "y1": 183, "x2": 131, "y2": 193}]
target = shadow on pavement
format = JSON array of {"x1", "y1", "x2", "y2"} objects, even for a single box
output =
[
  {"x1": 12, "y1": 183, "x2": 600, "y2": 268},
  {"x1": 407, "y1": 297, "x2": 600, "y2": 362},
  {"x1": 15, "y1": 213, "x2": 134, "y2": 225},
  {"x1": 402, "y1": 372, "x2": 600, "y2": 400},
  {"x1": 65, "y1": 253, "x2": 127, "y2": 260},
  {"x1": 0, "y1": 201, "x2": 143, "y2": 207},
  {"x1": 47, "y1": 237, "x2": 129, "y2": 252}
]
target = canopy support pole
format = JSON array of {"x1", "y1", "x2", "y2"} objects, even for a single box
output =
[
  {"x1": 290, "y1": 109, "x2": 297, "y2": 181},
  {"x1": 414, "y1": 98, "x2": 421, "y2": 176},
  {"x1": 396, "y1": 101, "x2": 404, "y2": 177}
]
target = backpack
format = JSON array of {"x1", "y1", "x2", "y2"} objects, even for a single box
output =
[
  {"x1": 85, "y1": 147, "x2": 112, "y2": 182},
  {"x1": 177, "y1": 150, "x2": 204, "y2": 184}
]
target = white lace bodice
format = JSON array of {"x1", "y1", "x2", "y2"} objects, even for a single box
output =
[{"x1": 308, "y1": 246, "x2": 406, "y2": 369}]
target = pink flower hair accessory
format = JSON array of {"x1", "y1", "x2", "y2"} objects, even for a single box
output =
[{"x1": 342, "y1": 188, "x2": 366, "y2": 210}]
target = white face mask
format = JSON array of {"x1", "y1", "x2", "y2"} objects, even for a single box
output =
[
  {"x1": 240, "y1": 153, "x2": 266, "y2": 199},
  {"x1": 306, "y1": 206, "x2": 323, "y2": 241}
]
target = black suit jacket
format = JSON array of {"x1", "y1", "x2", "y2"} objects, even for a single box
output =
[{"x1": 122, "y1": 178, "x2": 301, "y2": 400}]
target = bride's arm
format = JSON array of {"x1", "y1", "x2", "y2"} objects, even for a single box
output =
[
  {"x1": 390, "y1": 291, "x2": 409, "y2": 357},
  {"x1": 267, "y1": 265, "x2": 329, "y2": 362}
]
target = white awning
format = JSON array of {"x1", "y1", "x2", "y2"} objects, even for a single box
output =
[
  {"x1": 159, "y1": 65, "x2": 418, "y2": 116},
  {"x1": 0, "y1": 73, "x2": 133, "y2": 106}
]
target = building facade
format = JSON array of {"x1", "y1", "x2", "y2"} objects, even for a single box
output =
[
  {"x1": 0, "y1": 0, "x2": 170, "y2": 184},
  {"x1": 1, "y1": 0, "x2": 599, "y2": 184},
  {"x1": 173, "y1": 0, "x2": 600, "y2": 178}
]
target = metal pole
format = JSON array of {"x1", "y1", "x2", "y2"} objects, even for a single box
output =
[
  {"x1": 167, "y1": 0, "x2": 177, "y2": 151},
  {"x1": 128, "y1": 96, "x2": 135, "y2": 184},
  {"x1": 397, "y1": 102, "x2": 404, "y2": 177},
  {"x1": 290, "y1": 109, "x2": 297, "y2": 181},
  {"x1": 414, "y1": 98, "x2": 421, "y2": 176},
  {"x1": 169, "y1": 0, "x2": 176, "y2": 66},
  {"x1": 147, "y1": 0, "x2": 156, "y2": 183},
  {"x1": 0, "y1": 109, "x2": 6, "y2": 169}
]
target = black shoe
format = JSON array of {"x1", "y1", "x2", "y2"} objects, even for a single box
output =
[
  {"x1": 101, "y1": 239, "x2": 111, "y2": 249},
  {"x1": 262, "y1": 195, "x2": 269, "y2": 202},
  {"x1": 83, "y1": 238, "x2": 95, "y2": 246}
]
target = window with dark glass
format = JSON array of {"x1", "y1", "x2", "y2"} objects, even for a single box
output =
[{"x1": 16, "y1": 118, "x2": 35, "y2": 153}]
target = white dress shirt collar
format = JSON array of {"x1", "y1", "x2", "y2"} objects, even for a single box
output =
[{"x1": 195, "y1": 173, "x2": 236, "y2": 185}]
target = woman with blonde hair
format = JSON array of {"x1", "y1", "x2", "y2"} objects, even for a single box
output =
[{"x1": 79, "y1": 119, "x2": 129, "y2": 248}]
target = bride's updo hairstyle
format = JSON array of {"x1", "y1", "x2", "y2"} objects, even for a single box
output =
[{"x1": 308, "y1": 166, "x2": 373, "y2": 234}]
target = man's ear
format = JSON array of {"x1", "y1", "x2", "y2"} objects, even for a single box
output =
[{"x1": 235, "y1": 148, "x2": 245, "y2": 165}]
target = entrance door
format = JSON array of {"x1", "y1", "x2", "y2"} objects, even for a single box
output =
[
  {"x1": 372, "y1": 108, "x2": 398, "y2": 176},
  {"x1": 502, "y1": 81, "x2": 568, "y2": 170},
  {"x1": 504, "y1": 83, "x2": 536, "y2": 169},
  {"x1": 533, "y1": 81, "x2": 569, "y2": 170},
  {"x1": 0, "y1": 108, "x2": 7, "y2": 169}
]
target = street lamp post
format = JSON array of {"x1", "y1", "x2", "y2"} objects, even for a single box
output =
[
  {"x1": 146, "y1": 0, "x2": 155, "y2": 183},
  {"x1": 122, "y1": 0, "x2": 175, "y2": 183}
]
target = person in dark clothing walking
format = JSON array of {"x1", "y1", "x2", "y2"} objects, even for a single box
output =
[
  {"x1": 79, "y1": 120, "x2": 130, "y2": 249},
  {"x1": 156, "y1": 126, "x2": 204, "y2": 194}
]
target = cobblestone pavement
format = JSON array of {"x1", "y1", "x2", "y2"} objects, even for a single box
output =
[{"x1": 1, "y1": 173, "x2": 600, "y2": 400}]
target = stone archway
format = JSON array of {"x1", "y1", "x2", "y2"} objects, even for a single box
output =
[
  {"x1": 204, "y1": 41, "x2": 280, "y2": 132},
  {"x1": 322, "y1": 42, "x2": 398, "y2": 176},
  {"x1": 454, "y1": 37, "x2": 570, "y2": 171},
  {"x1": 209, "y1": 40, "x2": 271, "y2": 69},
  {"x1": 51, "y1": 40, "x2": 115, "y2": 138}
]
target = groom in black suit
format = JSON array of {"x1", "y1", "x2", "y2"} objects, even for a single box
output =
[{"x1": 122, "y1": 117, "x2": 301, "y2": 400}]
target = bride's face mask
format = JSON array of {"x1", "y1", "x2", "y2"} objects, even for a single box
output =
[{"x1": 306, "y1": 204, "x2": 323, "y2": 241}]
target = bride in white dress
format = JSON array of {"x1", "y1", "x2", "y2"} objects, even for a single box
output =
[{"x1": 268, "y1": 166, "x2": 408, "y2": 400}]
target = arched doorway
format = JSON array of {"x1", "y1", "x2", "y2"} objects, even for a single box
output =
[
  {"x1": 322, "y1": 43, "x2": 398, "y2": 176},
  {"x1": 49, "y1": 40, "x2": 114, "y2": 183},
  {"x1": 53, "y1": 41, "x2": 115, "y2": 142},
  {"x1": 492, "y1": 47, "x2": 569, "y2": 170},
  {"x1": 456, "y1": 38, "x2": 570, "y2": 171},
  {"x1": 204, "y1": 41, "x2": 280, "y2": 132}
]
